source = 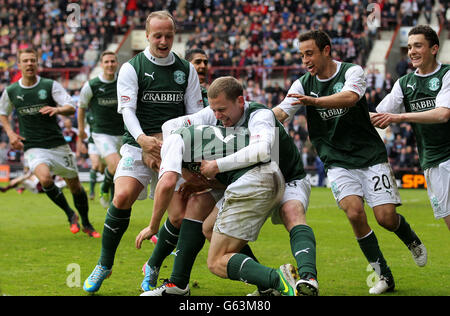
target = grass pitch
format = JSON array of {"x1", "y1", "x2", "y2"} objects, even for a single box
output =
[{"x1": 0, "y1": 184, "x2": 448, "y2": 296}]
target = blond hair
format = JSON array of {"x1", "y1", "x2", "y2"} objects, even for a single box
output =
[{"x1": 145, "y1": 10, "x2": 176, "y2": 36}]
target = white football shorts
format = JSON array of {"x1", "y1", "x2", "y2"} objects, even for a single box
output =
[
  {"x1": 24, "y1": 144, "x2": 78, "y2": 179},
  {"x1": 214, "y1": 162, "x2": 285, "y2": 241},
  {"x1": 92, "y1": 132, "x2": 122, "y2": 158},
  {"x1": 114, "y1": 144, "x2": 157, "y2": 200},
  {"x1": 424, "y1": 158, "x2": 450, "y2": 219},
  {"x1": 327, "y1": 162, "x2": 401, "y2": 208}
]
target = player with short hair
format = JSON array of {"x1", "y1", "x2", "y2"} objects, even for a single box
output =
[
  {"x1": 138, "y1": 47, "x2": 218, "y2": 293},
  {"x1": 139, "y1": 76, "x2": 318, "y2": 296},
  {"x1": 83, "y1": 11, "x2": 204, "y2": 293},
  {"x1": 137, "y1": 123, "x2": 299, "y2": 296},
  {"x1": 273, "y1": 30, "x2": 426, "y2": 294},
  {"x1": 77, "y1": 51, "x2": 124, "y2": 208},
  {"x1": 0, "y1": 48, "x2": 99, "y2": 237},
  {"x1": 371, "y1": 25, "x2": 450, "y2": 230}
]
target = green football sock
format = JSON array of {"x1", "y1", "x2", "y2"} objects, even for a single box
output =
[
  {"x1": 170, "y1": 219, "x2": 205, "y2": 289},
  {"x1": 98, "y1": 204, "x2": 131, "y2": 269},
  {"x1": 72, "y1": 187, "x2": 90, "y2": 227},
  {"x1": 42, "y1": 183, "x2": 75, "y2": 221},
  {"x1": 394, "y1": 214, "x2": 421, "y2": 246},
  {"x1": 290, "y1": 224, "x2": 317, "y2": 279},
  {"x1": 101, "y1": 168, "x2": 114, "y2": 194},
  {"x1": 89, "y1": 169, "x2": 97, "y2": 196},
  {"x1": 239, "y1": 244, "x2": 259, "y2": 263},
  {"x1": 147, "y1": 218, "x2": 180, "y2": 268},
  {"x1": 227, "y1": 253, "x2": 280, "y2": 290},
  {"x1": 357, "y1": 230, "x2": 392, "y2": 278}
]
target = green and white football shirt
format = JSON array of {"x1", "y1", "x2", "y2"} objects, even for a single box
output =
[
  {"x1": 377, "y1": 63, "x2": 450, "y2": 169},
  {"x1": 117, "y1": 49, "x2": 203, "y2": 148},
  {"x1": 278, "y1": 61, "x2": 387, "y2": 170},
  {"x1": 0, "y1": 76, "x2": 75, "y2": 151},
  {"x1": 79, "y1": 74, "x2": 124, "y2": 136},
  {"x1": 162, "y1": 124, "x2": 253, "y2": 186}
]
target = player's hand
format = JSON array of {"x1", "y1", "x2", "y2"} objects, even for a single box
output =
[
  {"x1": 200, "y1": 160, "x2": 219, "y2": 179},
  {"x1": 138, "y1": 135, "x2": 162, "y2": 171},
  {"x1": 135, "y1": 226, "x2": 158, "y2": 249},
  {"x1": 179, "y1": 180, "x2": 210, "y2": 200},
  {"x1": 8, "y1": 132, "x2": 25, "y2": 150},
  {"x1": 39, "y1": 106, "x2": 60, "y2": 117},
  {"x1": 370, "y1": 112, "x2": 399, "y2": 129},
  {"x1": 287, "y1": 93, "x2": 318, "y2": 107}
]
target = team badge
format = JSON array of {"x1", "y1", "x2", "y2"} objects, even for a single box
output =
[
  {"x1": 428, "y1": 78, "x2": 440, "y2": 91},
  {"x1": 122, "y1": 157, "x2": 134, "y2": 168},
  {"x1": 173, "y1": 70, "x2": 186, "y2": 85},
  {"x1": 332, "y1": 82, "x2": 344, "y2": 94},
  {"x1": 38, "y1": 89, "x2": 47, "y2": 100}
]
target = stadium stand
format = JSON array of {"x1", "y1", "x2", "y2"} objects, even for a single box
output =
[{"x1": 0, "y1": 0, "x2": 448, "y2": 184}]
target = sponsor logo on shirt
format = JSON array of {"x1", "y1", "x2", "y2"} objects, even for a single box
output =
[
  {"x1": 409, "y1": 97, "x2": 435, "y2": 112},
  {"x1": 17, "y1": 104, "x2": 46, "y2": 116},
  {"x1": 317, "y1": 107, "x2": 349, "y2": 120},
  {"x1": 141, "y1": 91, "x2": 184, "y2": 103}
]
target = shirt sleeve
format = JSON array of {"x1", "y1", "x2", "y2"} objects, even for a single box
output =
[
  {"x1": 122, "y1": 107, "x2": 144, "y2": 141},
  {"x1": 117, "y1": 62, "x2": 138, "y2": 113},
  {"x1": 276, "y1": 79, "x2": 305, "y2": 123},
  {"x1": 78, "y1": 81, "x2": 93, "y2": 109},
  {"x1": 216, "y1": 109, "x2": 275, "y2": 172},
  {"x1": 52, "y1": 81, "x2": 75, "y2": 107},
  {"x1": 183, "y1": 63, "x2": 204, "y2": 114},
  {"x1": 376, "y1": 80, "x2": 405, "y2": 114},
  {"x1": 341, "y1": 65, "x2": 366, "y2": 99},
  {"x1": 159, "y1": 133, "x2": 184, "y2": 178},
  {"x1": 0, "y1": 89, "x2": 12, "y2": 116},
  {"x1": 436, "y1": 70, "x2": 450, "y2": 109},
  {"x1": 161, "y1": 106, "x2": 216, "y2": 140}
]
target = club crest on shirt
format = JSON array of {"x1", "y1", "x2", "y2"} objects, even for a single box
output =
[
  {"x1": 173, "y1": 70, "x2": 186, "y2": 85},
  {"x1": 428, "y1": 77, "x2": 440, "y2": 91},
  {"x1": 38, "y1": 89, "x2": 47, "y2": 100},
  {"x1": 332, "y1": 82, "x2": 344, "y2": 94}
]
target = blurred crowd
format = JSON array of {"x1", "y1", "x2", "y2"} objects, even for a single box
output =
[{"x1": 1, "y1": 0, "x2": 447, "y2": 177}]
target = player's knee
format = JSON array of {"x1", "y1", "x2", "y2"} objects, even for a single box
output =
[
  {"x1": 112, "y1": 189, "x2": 133, "y2": 209},
  {"x1": 168, "y1": 214, "x2": 183, "y2": 228},
  {"x1": 344, "y1": 207, "x2": 366, "y2": 225},
  {"x1": 280, "y1": 202, "x2": 306, "y2": 230},
  {"x1": 206, "y1": 257, "x2": 217, "y2": 274},
  {"x1": 375, "y1": 213, "x2": 398, "y2": 231}
]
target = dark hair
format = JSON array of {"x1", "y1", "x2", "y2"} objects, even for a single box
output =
[
  {"x1": 408, "y1": 25, "x2": 439, "y2": 48},
  {"x1": 298, "y1": 30, "x2": 332, "y2": 53},
  {"x1": 185, "y1": 48, "x2": 207, "y2": 62}
]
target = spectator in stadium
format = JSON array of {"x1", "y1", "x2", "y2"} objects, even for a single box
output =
[
  {"x1": 372, "y1": 25, "x2": 450, "y2": 230},
  {"x1": 0, "y1": 47, "x2": 99, "y2": 238},
  {"x1": 273, "y1": 30, "x2": 426, "y2": 295},
  {"x1": 77, "y1": 51, "x2": 124, "y2": 209},
  {"x1": 83, "y1": 10, "x2": 204, "y2": 294},
  {"x1": 62, "y1": 118, "x2": 78, "y2": 153}
]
